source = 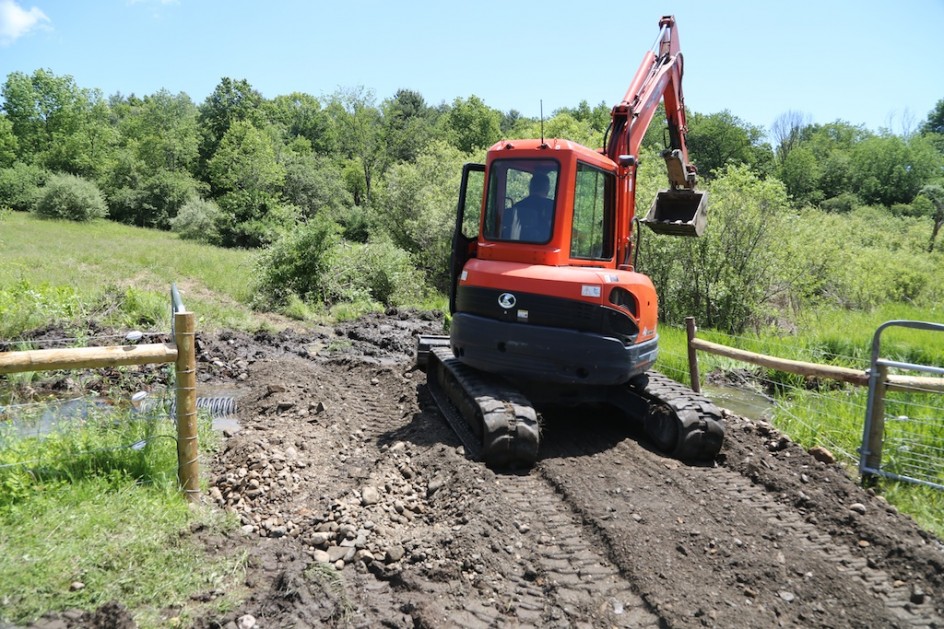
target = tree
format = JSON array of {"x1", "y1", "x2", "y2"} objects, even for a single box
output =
[
  {"x1": 281, "y1": 152, "x2": 353, "y2": 221},
  {"x1": 0, "y1": 115, "x2": 16, "y2": 167},
  {"x1": 920, "y1": 98, "x2": 944, "y2": 136},
  {"x1": 916, "y1": 184, "x2": 944, "y2": 252},
  {"x1": 197, "y1": 78, "x2": 264, "y2": 176},
  {"x1": 685, "y1": 110, "x2": 773, "y2": 179},
  {"x1": 771, "y1": 110, "x2": 810, "y2": 166},
  {"x1": 208, "y1": 120, "x2": 287, "y2": 247},
  {"x1": 264, "y1": 92, "x2": 336, "y2": 155},
  {"x1": 1, "y1": 69, "x2": 117, "y2": 178},
  {"x1": 850, "y1": 134, "x2": 941, "y2": 207},
  {"x1": 442, "y1": 95, "x2": 501, "y2": 154},
  {"x1": 378, "y1": 140, "x2": 469, "y2": 290},
  {"x1": 637, "y1": 163, "x2": 806, "y2": 332},
  {"x1": 779, "y1": 145, "x2": 820, "y2": 205},
  {"x1": 327, "y1": 87, "x2": 386, "y2": 204},
  {"x1": 382, "y1": 88, "x2": 435, "y2": 163}
]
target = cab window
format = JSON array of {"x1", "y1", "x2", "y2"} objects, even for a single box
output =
[
  {"x1": 570, "y1": 162, "x2": 614, "y2": 260},
  {"x1": 483, "y1": 159, "x2": 559, "y2": 243}
]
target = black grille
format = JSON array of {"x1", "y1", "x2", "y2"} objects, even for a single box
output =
[{"x1": 456, "y1": 285, "x2": 638, "y2": 343}]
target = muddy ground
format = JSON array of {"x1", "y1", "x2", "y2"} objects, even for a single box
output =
[{"x1": 19, "y1": 310, "x2": 944, "y2": 627}]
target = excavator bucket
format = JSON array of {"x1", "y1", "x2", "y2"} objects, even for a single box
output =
[{"x1": 640, "y1": 189, "x2": 708, "y2": 237}]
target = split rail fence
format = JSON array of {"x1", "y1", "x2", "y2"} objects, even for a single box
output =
[
  {"x1": 685, "y1": 317, "x2": 944, "y2": 490},
  {"x1": 0, "y1": 285, "x2": 199, "y2": 500}
]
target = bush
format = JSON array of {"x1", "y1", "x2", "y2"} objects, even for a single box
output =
[
  {"x1": 109, "y1": 170, "x2": 203, "y2": 229},
  {"x1": 820, "y1": 192, "x2": 860, "y2": 214},
  {"x1": 0, "y1": 162, "x2": 48, "y2": 211},
  {"x1": 253, "y1": 215, "x2": 341, "y2": 306},
  {"x1": 33, "y1": 173, "x2": 107, "y2": 221},
  {"x1": 323, "y1": 240, "x2": 427, "y2": 307},
  {"x1": 170, "y1": 197, "x2": 223, "y2": 244}
]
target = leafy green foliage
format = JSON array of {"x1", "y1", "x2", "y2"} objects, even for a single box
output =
[
  {"x1": 0, "y1": 280, "x2": 83, "y2": 338},
  {"x1": 686, "y1": 110, "x2": 774, "y2": 179},
  {"x1": 850, "y1": 134, "x2": 941, "y2": 206},
  {"x1": 0, "y1": 115, "x2": 16, "y2": 167},
  {"x1": 639, "y1": 163, "x2": 811, "y2": 332},
  {"x1": 0, "y1": 161, "x2": 47, "y2": 211},
  {"x1": 377, "y1": 140, "x2": 468, "y2": 290},
  {"x1": 322, "y1": 240, "x2": 427, "y2": 306},
  {"x1": 253, "y1": 215, "x2": 342, "y2": 306},
  {"x1": 33, "y1": 173, "x2": 107, "y2": 221},
  {"x1": 442, "y1": 95, "x2": 502, "y2": 153},
  {"x1": 170, "y1": 197, "x2": 222, "y2": 244}
]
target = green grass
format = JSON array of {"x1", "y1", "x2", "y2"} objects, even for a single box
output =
[
  {"x1": 0, "y1": 401, "x2": 245, "y2": 626},
  {"x1": 0, "y1": 212, "x2": 262, "y2": 336},
  {"x1": 0, "y1": 481, "x2": 244, "y2": 627}
]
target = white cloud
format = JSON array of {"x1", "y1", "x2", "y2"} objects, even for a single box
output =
[{"x1": 0, "y1": 0, "x2": 51, "y2": 47}]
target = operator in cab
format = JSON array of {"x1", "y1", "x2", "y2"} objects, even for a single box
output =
[{"x1": 504, "y1": 172, "x2": 553, "y2": 242}]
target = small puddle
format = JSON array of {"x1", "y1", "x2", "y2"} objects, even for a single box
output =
[
  {"x1": 702, "y1": 383, "x2": 775, "y2": 421},
  {"x1": 1, "y1": 387, "x2": 242, "y2": 443}
]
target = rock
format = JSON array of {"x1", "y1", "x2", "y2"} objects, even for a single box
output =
[
  {"x1": 809, "y1": 446, "x2": 836, "y2": 465},
  {"x1": 310, "y1": 532, "x2": 331, "y2": 547},
  {"x1": 849, "y1": 503, "x2": 867, "y2": 515},
  {"x1": 911, "y1": 586, "x2": 926, "y2": 605},
  {"x1": 69, "y1": 581, "x2": 85, "y2": 592},
  {"x1": 361, "y1": 486, "x2": 381, "y2": 506},
  {"x1": 385, "y1": 545, "x2": 406, "y2": 563},
  {"x1": 355, "y1": 549, "x2": 375, "y2": 563},
  {"x1": 334, "y1": 559, "x2": 345, "y2": 570},
  {"x1": 313, "y1": 549, "x2": 330, "y2": 563},
  {"x1": 779, "y1": 591, "x2": 796, "y2": 603},
  {"x1": 266, "y1": 384, "x2": 286, "y2": 394},
  {"x1": 237, "y1": 614, "x2": 256, "y2": 629},
  {"x1": 240, "y1": 524, "x2": 255, "y2": 535},
  {"x1": 327, "y1": 546, "x2": 349, "y2": 562},
  {"x1": 427, "y1": 475, "x2": 447, "y2": 497}
]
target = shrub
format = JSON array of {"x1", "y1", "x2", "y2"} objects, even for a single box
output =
[
  {"x1": 0, "y1": 162, "x2": 48, "y2": 211},
  {"x1": 33, "y1": 173, "x2": 107, "y2": 221},
  {"x1": 820, "y1": 192, "x2": 860, "y2": 214},
  {"x1": 253, "y1": 215, "x2": 341, "y2": 306},
  {"x1": 170, "y1": 197, "x2": 223, "y2": 244},
  {"x1": 323, "y1": 240, "x2": 427, "y2": 307}
]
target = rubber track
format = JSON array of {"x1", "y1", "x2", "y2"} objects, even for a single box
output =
[
  {"x1": 633, "y1": 370, "x2": 726, "y2": 460},
  {"x1": 428, "y1": 347, "x2": 540, "y2": 468}
]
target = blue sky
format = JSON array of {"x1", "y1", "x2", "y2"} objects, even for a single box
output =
[{"x1": 2, "y1": 0, "x2": 943, "y2": 138}]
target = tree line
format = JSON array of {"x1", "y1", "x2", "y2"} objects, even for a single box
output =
[{"x1": 1, "y1": 68, "x2": 942, "y2": 329}]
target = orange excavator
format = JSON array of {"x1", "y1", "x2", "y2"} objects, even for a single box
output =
[{"x1": 418, "y1": 15, "x2": 723, "y2": 467}]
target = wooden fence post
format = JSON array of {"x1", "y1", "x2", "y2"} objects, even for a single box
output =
[
  {"x1": 686, "y1": 317, "x2": 701, "y2": 394},
  {"x1": 863, "y1": 363, "x2": 889, "y2": 476},
  {"x1": 174, "y1": 311, "x2": 199, "y2": 501}
]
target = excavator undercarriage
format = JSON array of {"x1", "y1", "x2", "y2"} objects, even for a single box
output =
[{"x1": 419, "y1": 341, "x2": 724, "y2": 468}]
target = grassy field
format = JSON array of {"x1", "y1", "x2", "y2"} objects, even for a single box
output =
[{"x1": 0, "y1": 211, "x2": 262, "y2": 337}]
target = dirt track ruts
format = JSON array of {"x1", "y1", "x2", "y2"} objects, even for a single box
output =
[{"x1": 174, "y1": 311, "x2": 942, "y2": 628}]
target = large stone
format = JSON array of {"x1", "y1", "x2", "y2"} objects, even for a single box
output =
[
  {"x1": 809, "y1": 446, "x2": 836, "y2": 465},
  {"x1": 361, "y1": 486, "x2": 381, "y2": 506}
]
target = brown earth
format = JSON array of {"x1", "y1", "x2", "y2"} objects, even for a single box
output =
[{"x1": 17, "y1": 309, "x2": 944, "y2": 628}]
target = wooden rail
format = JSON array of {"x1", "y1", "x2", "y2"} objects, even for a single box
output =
[
  {"x1": 685, "y1": 317, "x2": 944, "y2": 393},
  {"x1": 0, "y1": 302, "x2": 199, "y2": 501}
]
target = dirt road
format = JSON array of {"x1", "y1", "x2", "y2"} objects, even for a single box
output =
[{"x1": 177, "y1": 310, "x2": 943, "y2": 627}]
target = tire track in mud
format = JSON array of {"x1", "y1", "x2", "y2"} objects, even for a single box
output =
[
  {"x1": 535, "y1": 413, "x2": 944, "y2": 628},
  {"x1": 441, "y1": 471, "x2": 661, "y2": 628}
]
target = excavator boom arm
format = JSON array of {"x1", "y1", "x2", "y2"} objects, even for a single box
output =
[{"x1": 607, "y1": 15, "x2": 696, "y2": 190}]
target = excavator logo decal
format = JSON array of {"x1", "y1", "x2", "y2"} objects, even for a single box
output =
[{"x1": 498, "y1": 293, "x2": 517, "y2": 310}]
